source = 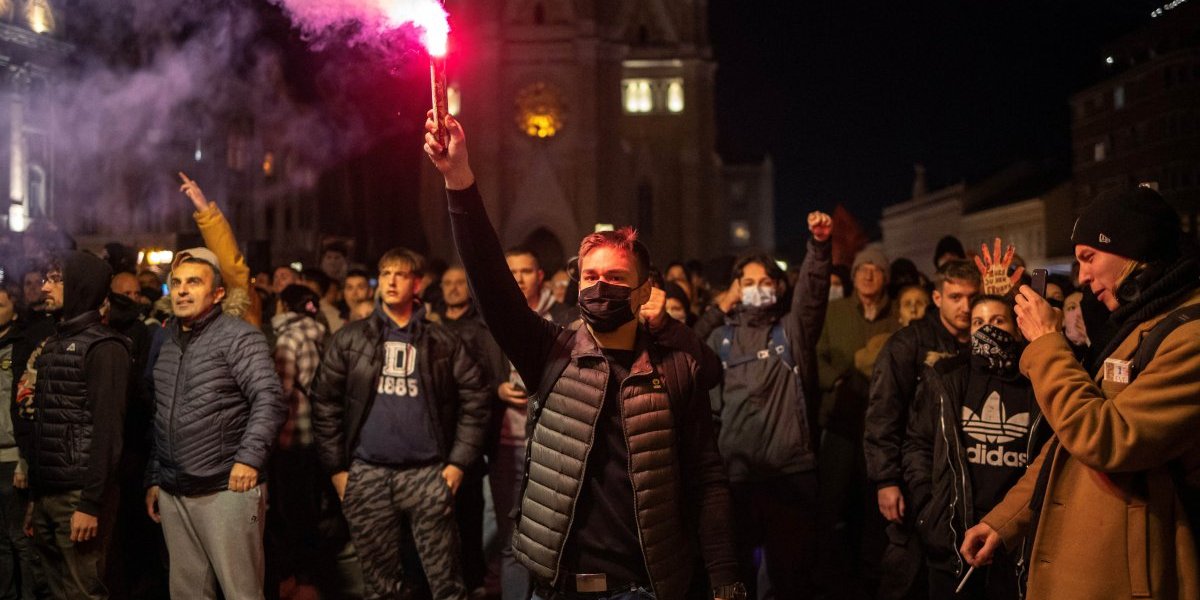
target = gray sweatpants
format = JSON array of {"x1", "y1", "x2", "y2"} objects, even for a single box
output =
[{"x1": 159, "y1": 485, "x2": 267, "y2": 600}]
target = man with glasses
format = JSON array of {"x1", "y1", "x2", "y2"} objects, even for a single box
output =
[
  {"x1": 311, "y1": 248, "x2": 490, "y2": 600},
  {"x1": 24, "y1": 253, "x2": 131, "y2": 599}
]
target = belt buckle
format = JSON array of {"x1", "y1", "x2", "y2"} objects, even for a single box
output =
[{"x1": 575, "y1": 573, "x2": 607, "y2": 593}]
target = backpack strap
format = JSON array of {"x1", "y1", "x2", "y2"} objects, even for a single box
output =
[
  {"x1": 719, "y1": 321, "x2": 798, "y2": 375},
  {"x1": 1131, "y1": 303, "x2": 1200, "y2": 378}
]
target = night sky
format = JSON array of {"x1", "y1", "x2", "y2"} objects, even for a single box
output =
[{"x1": 710, "y1": 0, "x2": 1167, "y2": 258}]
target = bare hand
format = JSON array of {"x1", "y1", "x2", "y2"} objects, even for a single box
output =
[
  {"x1": 808, "y1": 211, "x2": 833, "y2": 243},
  {"x1": 424, "y1": 111, "x2": 475, "y2": 190},
  {"x1": 876, "y1": 485, "x2": 906, "y2": 524},
  {"x1": 717, "y1": 280, "x2": 742, "y2": 314},
  {"x1": 973, "y1": 238, "x2": 1026, "y2": 297},
  {"x1": 961, "y1": 522, "x2": 1002, "y2": 567},
  {"x1": 639, "y1": 286, "x2": 668, "y2": 332},
  {"x1": 331, "y1": 471, "x2": 349, "y2": 502},
  {"x1": 442, "y1": 464, "x2": 464, "y2": 495},
  {"x1": 1014, "y1": 285, "x2": 1063, "y2": 343},
  {"x1": 70, "y1": 511, "x2": 98, "y2": 543},
  {"x1": 23, "y1": 502, "x2": 34, "y2": 537},
  {"x1": 228, "y1": 462, "x2": 259, "y2": 493},
  {"x1": 498, "y1": 382, "x2": 529, "y2": 408},
  {"x1": 145, "y1": 486, "x2": 161, "y2": 523},
  {"x1": 13, "y1": 470, "x2": 26, "y2": 490},
  {"x1": 178, "y1": 172, "x2": 212, "y2": 212}
]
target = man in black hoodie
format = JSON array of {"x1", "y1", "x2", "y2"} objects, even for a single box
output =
[{"x1": 26, "y1": 252, "x2": 130, "y2": 600}]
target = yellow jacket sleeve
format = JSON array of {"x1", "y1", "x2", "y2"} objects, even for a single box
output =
[{"x1": 193, "y1": 204, "x2": 262, "y2": 327}]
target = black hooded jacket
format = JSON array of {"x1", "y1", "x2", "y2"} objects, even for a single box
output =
[{"x1": 30, "y1": 252, "x2": 131, "y2": 516}]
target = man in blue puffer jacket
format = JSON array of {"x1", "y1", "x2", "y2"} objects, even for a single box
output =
[{"x1": 144, "y1": 249, "x2": 285, "y2": 600}]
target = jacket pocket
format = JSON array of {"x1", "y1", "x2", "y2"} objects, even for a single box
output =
[{"x1": 1126, "y1": 503, "x2": 1150, "y2": 597}]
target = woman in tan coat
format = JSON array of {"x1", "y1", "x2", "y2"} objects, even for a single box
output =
[{"x1": 960, "y1": 186, "x2": 1200, "y2": 599}]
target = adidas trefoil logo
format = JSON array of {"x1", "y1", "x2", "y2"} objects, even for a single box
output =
[{"x1": 961, "y1": 391, "x2": 1029, "y2": 444}]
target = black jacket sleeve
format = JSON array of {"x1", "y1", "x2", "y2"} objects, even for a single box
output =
[
  {"x1": 784, "y1": 236, "x2": 832, "y2": 352},
  {"x1": 901, "y1": 373, "x2": 936, "y2": 517},
  {"x1": 79, "y1": 340, "x2": 130, "y2": 517},
  {"x1": 649, "y1": 318, "x2": 723, "y2": 391},
  {"x1": 692, "y1": 305, "x2": 727, "y2": 344},
  {"x1": 674, "y1": 358, "x2": 739, "y2": 587},
  {"x1": 447, "y1": 185, "x2": 560, "y2": 388},
  {"x1": 447, "y1": 333, "x2": 491, "y2": 469},
  {"x1": 864, "y1": 327, "x2": 919, "y2": 488},
  {"x1": 310, "y1": 329, "x2": 351, "y2": 474}
]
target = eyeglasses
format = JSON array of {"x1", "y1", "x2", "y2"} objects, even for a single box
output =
[{"x1": 41, "y1": 274, "x2": 63, "y2": 285}]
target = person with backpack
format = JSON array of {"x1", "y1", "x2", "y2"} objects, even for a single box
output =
[
  {"x1": 425, "y1": 113, "x2": 743, "y2": 600},
  {"x1": 706, "y1": 217, "x2": 833, "y2": 599},
  {"x1": 961, "y1": 186, "x2": 1200, "y2": 599}
]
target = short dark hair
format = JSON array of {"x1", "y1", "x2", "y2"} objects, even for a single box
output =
[
  {"x1": 377, "y1": 247, "x2": 426, "y2": 277},
  {"x1": 504, "y1": 246, "x2": 542, "y2": 269},
  {"x1": 178, "y1": 258, "x2": 224, "y2": 292},
  {"x1": 345, "y1": 268, "x2": 372, "y2": 283},
  {"x1": 934, "y1": 259, "x2": 980, "y2": 291},
  {"x1": 732, "y1": 253, "x2": 785, "y2": 283},
  {"x1": 577, "y1": 227, "x2": 652, "y2": 283}
]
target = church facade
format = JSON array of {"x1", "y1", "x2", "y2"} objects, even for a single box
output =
[{"x1": 418, "y1": 0, "x2": 763, "y2": 272}]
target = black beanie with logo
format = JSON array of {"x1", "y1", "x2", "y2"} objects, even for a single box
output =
[{"x1": 1070, "y1": 186, "x2": 1181, "y2": 262}]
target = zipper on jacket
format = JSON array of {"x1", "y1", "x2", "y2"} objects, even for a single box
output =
[
  {"x1": 619, "y1": 370, "x2": 660, "y2": 598},
  {"x1": 550, "y1": 358, "x2": 608, "y2": 588},
  {"x1": 938, "y1": 393, "x2": 966, "y2": 577},
  {"x1": 167, "y1": 337, "x2": 189, "y2": 478}
]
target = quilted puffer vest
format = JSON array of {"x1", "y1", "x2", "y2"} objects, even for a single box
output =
[{"x1": 512, "y1": 333, "x2": 695, "y2": 600}]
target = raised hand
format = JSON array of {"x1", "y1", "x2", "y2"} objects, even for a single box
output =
[
  {"x1": 974, "y1": 237, "x2": 1025, "y2": 296},
  {"x1": 178, "y1": 172, "x2": 211, "y2": 212},
  {"x1": 808, "y1": 211, "x2": 833, "y2": 243},
  {"x1": 424, "y1": 111, "x2": 475, "y2": 190}
]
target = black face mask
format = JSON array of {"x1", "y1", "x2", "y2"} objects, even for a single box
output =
[
  {"x1": 578, "y1": 280, "x2": 637, "y2": 333},
  {"x1": 971, "y1": 324, "x2": 1020, "y2": 374}
]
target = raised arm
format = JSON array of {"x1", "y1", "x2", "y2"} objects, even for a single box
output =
[
  {"x1": 424, "y1": 114, "x2": 559, "y2": 386},
  {"x1": 784, "y1": 212, "x2": 833, "y2": 343},
  {"x1": 180, "y1": 172, "x2": 262, "y2": 327}
]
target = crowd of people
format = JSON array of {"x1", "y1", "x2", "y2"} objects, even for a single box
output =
[{"x1": 0, "y1": 114, "x2": 1195, "y2": 600}]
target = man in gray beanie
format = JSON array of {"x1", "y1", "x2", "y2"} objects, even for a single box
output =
[{"x1": 962, "y1": 186, "x2": 1200, "y2": 598}]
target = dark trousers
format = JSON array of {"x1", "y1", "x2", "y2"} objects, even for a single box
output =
[
  {"x1": 0, "y1": 462, "x2": 48, "y2": 600},
  {"x1": 816, "y1": 431, "x2": 888, "y2": 599},
  {"x1": 927, "y1": 553, "x2": 1019, "y2": 600},
  {"x1": 343, "y1": 461, "x2": 465, "y2": 600},
  {"x1": 455, "y1": 460, "x2": 486, "y2": 594},
  {"x1": 31, "y1": 489, "x2": 116, "y2": 600},
  {"x1": 731, "y1": 471, "x2": 819, "y2": 600}
]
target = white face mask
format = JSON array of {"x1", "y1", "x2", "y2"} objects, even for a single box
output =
[
  {"x1": 828, "y1": 285, "x2": 845, "y2": 301},
  {"x1": 741, "y1": 285, "x2": 777, "y2": 308}
]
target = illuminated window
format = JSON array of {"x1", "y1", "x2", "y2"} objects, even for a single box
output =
[
  {"x1": 623, "y1": 79, "x2": 653, "y2": 113},
  {"x1": 666, "y1": 79, "x2": 685, "y2": 113},
  {"x1": 25, "y1": 0, "x2": 54, "y2": 34}
]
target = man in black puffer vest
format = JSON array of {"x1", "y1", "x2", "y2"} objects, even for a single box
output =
[{"x1": 27, "y1": 252, "x2": 131, "y2": 600}]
